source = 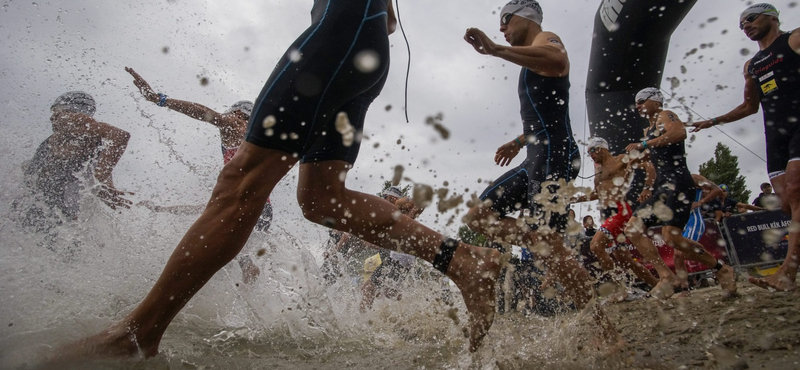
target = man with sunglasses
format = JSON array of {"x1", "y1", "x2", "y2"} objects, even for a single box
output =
[
  {"x1": 691, "y1": 3, "x2": 799, "y2": 292},
  {"x1": 573, "y1": 137, "x2": 660, "y2": 301},
  {"x1": 626, "y1": 88, "x2": 737, "y2": 299},
  {"x1": 463, "y1": 1, "x2": 623, "y2": 349}
]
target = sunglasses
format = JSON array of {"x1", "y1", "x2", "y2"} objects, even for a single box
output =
[
  {"x1": 501, "y1": 7, "x2": 523, "y2": 26},
  {"x1": 739, "y1": 13, "x2": 761, "y2": 30}
]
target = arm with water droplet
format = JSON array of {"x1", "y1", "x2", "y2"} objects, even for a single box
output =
[{"x1": 691, "y1": 61, "x2": 760, "y2": 132}]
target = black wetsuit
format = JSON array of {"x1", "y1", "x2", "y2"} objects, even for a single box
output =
[
  {"x1": 635, "y1": 122, "x2": 696, "y2": 228},
  {"x1": 23, "y1": 135, "x2": 100, "y2": 220},
  {"x1": 479, "y1": 68, "x2": 580, "y2": 232},
  {"x1": 746, "y1": 32, "x2": 800, "y2": 178},
  {"x1": 245, "y1": 0, "x2": 390, "y2": 164}
]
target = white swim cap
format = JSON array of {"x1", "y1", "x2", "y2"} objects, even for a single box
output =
[
  {"x1": 740, "y1": 3, "x2": 779, "y2": 22},
  {"x1": 501, "y1": 0, "x2": 543, "y2": 26},
  {"x1": 381, "y1": 186, "x2": 404, "y2": 199},
  {"x1": 635, "y1": 87, "x2": 664, "y2": 104},
  {"x1": 587, "y1": 137, "x2": 610, "y2": 150},
  {"x1": 226, "y1": 100, "x2": 254, "y2": 117},
  {"x1": 51, "y1": 91, "x2": 96, "y2": 116}
]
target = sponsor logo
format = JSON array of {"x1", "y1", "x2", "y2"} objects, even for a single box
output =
[
  {"x1": 759, "y1": 71, "x2": 774, "y2": 82},
  {"x1": 600, "y1": 0, "x2": 627, "y2": 31},
  {"x1": 761, "y1": 79, "x2": 778, "y2": 95}
]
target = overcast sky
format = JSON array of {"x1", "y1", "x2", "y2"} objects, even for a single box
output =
[{"x1": 1, "y1": 0, "x2": 796, "y2": 237}]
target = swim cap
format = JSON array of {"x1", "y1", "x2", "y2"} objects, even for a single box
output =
[
  {"x1": 226, "y1": 100, "x2": 254, "y2": 117},
  {"x1": 635, "y1": 87, "x2": 664, "y2": 104},
  {"x1": 719, "y1": 184, "x2": 730, "y2": 193},
  {"x1": 740, "y1": 3, "x2": 779, "y2": 22},
  {"x1": 51, "y1": 91, "x2": 96, "y2": 116},
  {"x1": 381, "y1": 186, "x2": 404, "y2": 199},
  {"x1": 587, "y1": 137, "x2": 610, "y2": 150},
  {"x1": 501, "y1": 0, "x2": 543, "y2": 26}
]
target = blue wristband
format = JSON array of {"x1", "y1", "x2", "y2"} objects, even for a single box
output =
[
  {"x1": 711, "y1": 117, "x2": 719, "y2": 126},
  {"x1": 514, "y1": 137, "x2": 524, "y2": 148},
  {"x1": 157, "y1": 93, "x2": 168, "y2": 107},
  {"x1": 641, "y1": 140, "x2": 649, "y2": 149}
]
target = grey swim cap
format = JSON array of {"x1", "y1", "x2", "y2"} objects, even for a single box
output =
[
  {"x1": 635, "y1": 87, "x2": 664, "y2": 104},
  {"x1": 226, "y1": 100, "x2": 254, "y2": 117},
  {"x1": 51, "y1": 91, "x2": 96, "y2": 116},
  {"x1": 501, "y1": 0, "x2": 543, "y2": 26}
]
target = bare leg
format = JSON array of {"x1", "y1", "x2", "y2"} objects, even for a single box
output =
[
  {"x1": 296, "y1": 161, "x2": 501, "y2": 352},
  {"x1": 749, "y1": 167, "x2": 800, "y2": 292},
  {"x1": 612, "y1": 247, "x2": 659, "y2": 288},
  {"x1": 625, "y1": 218, "x2": 680, "y2": 299},
  {"x1": 672, "y1": 250, "x2": 689, "y2": 289},
  {"x1": 359, "y1": 279, "x2": 377, "y2": 312},
  {"x1": 467, "y1": 204, "x2": 620, "y2": 347},
  {"x1": 55, "y1": 143, "x2": 297, "y2": 359},
  {"x1": 670, "y1": 231, "x2": 737, "y2": 296},
  {"x1": 589, "y1": 232, "x2": 616, "y2": 272}
]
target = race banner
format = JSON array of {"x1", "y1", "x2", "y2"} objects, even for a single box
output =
[{"x1": 722, "y1": 210, "x2": 790, "y2": 268}]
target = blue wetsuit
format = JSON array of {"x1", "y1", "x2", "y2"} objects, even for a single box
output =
[
  {"x1": 682, "y1": 189, "x2": 705, "y2": 241},
  {"x1": 479, "y1": 68, "x2": 580, "y2": 232},
  {"x1": 245, "y1": 0, "x2": 390, "y2": 164}
]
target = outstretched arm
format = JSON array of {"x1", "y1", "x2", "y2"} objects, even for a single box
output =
[
  {"x1": 736, "y1": 202, "x2": 763, "y2": 212},
  {"x1": 691, "y1": 62, "x2": 760, "y2": 132},
  {"x1": 690, "y1": 174, "x2": 722, "y2": 209},
  {"x1": 126, "y1": 67, "x2": 228, "y2": 128}
]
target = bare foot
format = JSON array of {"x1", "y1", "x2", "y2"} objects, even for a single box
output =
[
  {"x1": 446, "y1": 244, "x2": 504, "y2": 352},
  {"x1": 715, "y1": 265, "x2": 738, "y2": 297},
  {"x1": 748, "y1": 271, "x2": 797, "y2": 292},
  {"x1": 649, "y1": 279, "x2": 676, "y2": 300},
  {"x1": 44, "y1": 323, "x2": 156, "y2": 365}
]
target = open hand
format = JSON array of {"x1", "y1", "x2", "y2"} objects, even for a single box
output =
[
  {"x1": 94, "y1": 183, "x2": 134, "y2": 210},
  {"x1": 494, "y1": 141, "x2": 521, "y2": 166},
  {"x1": 125, "y1": 67, "x2": 158, "y2": 103}
]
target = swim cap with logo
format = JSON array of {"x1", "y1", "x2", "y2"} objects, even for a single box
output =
[
  {"x1": 740, "y1": 3, "x2": 779, "y2": 22},
  {"x1": 51, "y1": 91, "x2": 96, "y2": 116},
  {"x1": 225, "y1": 100, "x2": 254, "y2": 117},
  {"x1": 501, "y1": 0, "x2": 543, "y2": 26},
  {"x1": 635, "y1": 87, "x2": 664, "y2": 104}
]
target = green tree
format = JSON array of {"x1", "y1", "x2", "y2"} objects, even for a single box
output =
[
  {"x1": 457, "y1": 225, "x2": 487, "y2": 247},
  {"x1": 698, "y1": 143, "x2": 751, "y2": 203}
]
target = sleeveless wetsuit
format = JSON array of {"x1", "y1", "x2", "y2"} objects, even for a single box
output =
[
  {"x1": 222, "y1": 145, "x2": 273, "y2": 232},
  {"x1": 635, "y1": 121, "x2": 696, "y2": 228},
  {"x1": 24, "y1": 135, "x2": 100, "y2": 220},
  {"x1": 682, "y1": 189, "x2": 705, "y2": 242},
  {"x1": 245, "y1": 0, "x2": 390, "y2": 165},
  {"x1": 746, "y1": 32, "x2": 800, "y2": 179},
  {"x1": 479, "y1": 68, "x2": 580, "y2": 232}
]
